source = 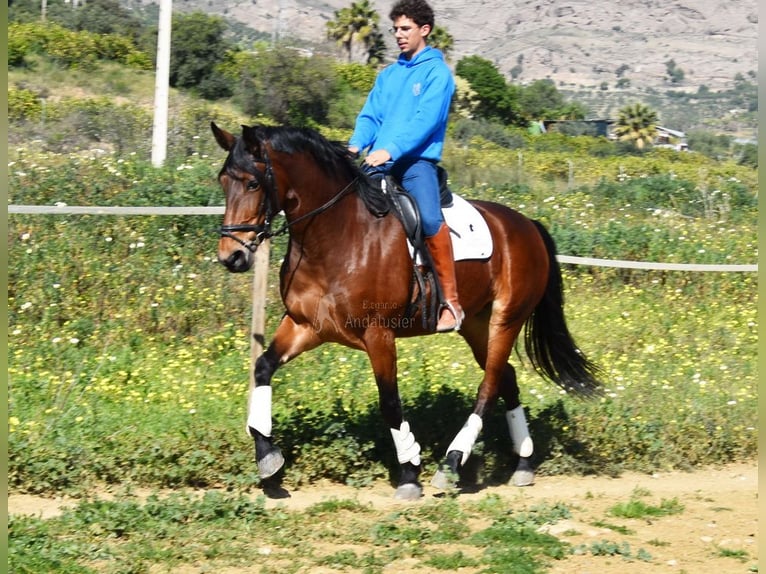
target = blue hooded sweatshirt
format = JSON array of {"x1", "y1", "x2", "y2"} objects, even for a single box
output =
[{"x1": 349, "y1": 46, "x2": 455, "y2": 162}]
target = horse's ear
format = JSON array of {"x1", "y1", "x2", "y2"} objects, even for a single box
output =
[{"x1": 211, "y1": 122, "x2": 236, "y2": 151}]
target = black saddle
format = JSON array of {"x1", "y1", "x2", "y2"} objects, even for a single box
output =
[{"x1": 374, "y1": 165, "x2": 453, "y2": 245}]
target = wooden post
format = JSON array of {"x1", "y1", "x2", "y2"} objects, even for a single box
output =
[
  {"x1": 250, "y1": 240, "x2": 270, "y2": 384},
  {"x1": 246, "y1": 239, "x2": 269, "y2": 433}
]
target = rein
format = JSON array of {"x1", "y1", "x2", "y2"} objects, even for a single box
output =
[{"x1": 217, "y1": 147, "x2": 358, "y2": 253}]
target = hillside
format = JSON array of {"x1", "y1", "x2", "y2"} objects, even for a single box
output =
[{"x1": 131, "y1": 0, "x2": 757, "y2": 93}]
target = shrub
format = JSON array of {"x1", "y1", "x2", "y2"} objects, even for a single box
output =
[
  {"x1": 8, "y1": 21, "x2": 150, "y2": 70},
  {"x1": 94, "y1": 33, "x2": 152, "y2": 70},
  {"x1": 736, "y1": 143, "x2": 757, "y2": 168},
  {"x1": 35, "y1": 97, "x2": 152, "y2": 155},
  {"x1": 41, "y1": 25, "x2": 100, "y2": 69},
  {"x1": 8, "y1": 23, "x2": 42, "y2": 67},
  {"x1": 234, "y1": 48, "x2": 340, "y2": 126},
  {"x1": 169, "y1": 12, "x2": 234, "y2": 97},
  {"x1": 451, "y1": 118, "x2": 526, "y2": 149},
  {"x1": 8, "y1": 88, "x2": 43, "y2": 122},
  {"x1": 334, "y1": 61, "x2": 377, "y2": 92}
]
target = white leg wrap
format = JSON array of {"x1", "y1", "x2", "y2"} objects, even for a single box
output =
[
  {"x1": 506, "y1": 406, "x2": 534, "y2": 458},
  {"x1": 390, "y1": 421, "x2": 421, "y2": 467},
  {"x1": 446, "y1": 413, "x2": 483, "y2": 466},
  {"x1": 247, "y1": 385, "x2": 272, "y2": 437}
]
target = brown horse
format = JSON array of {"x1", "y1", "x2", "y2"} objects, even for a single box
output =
[{"x1": 211, "y1": 122, "x2": 601, "y2": 499}]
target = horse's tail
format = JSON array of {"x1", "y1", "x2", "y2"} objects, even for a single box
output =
[{"x1": 524, "y1": 220, "x2": 602, "y2": 398}]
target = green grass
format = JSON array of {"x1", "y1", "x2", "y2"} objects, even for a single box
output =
[
  {"x1": 577, "y1": 540, "x2": 653, "y2": 562},
  {"x1": 7, "y1": 143, "x2": 757, "y2": 494},
  {"x1": 609, "y1": 497, "x2": 685, "y2": 519},
  {"x1": 6, "y1": 46, "x2": 759, "y2": 574},
  {"x1": 715, "y1": 547, "x2": 750, "y2": 562},
  {"x1": 424, "y1": 550, "x2": 480, "y2": 570},
  {"x1": 7, "y1": 134, "x2": 758, "y2": 574},
  {"x1": 9, "y1": 491, "x2": 269, "y2": 573},
  {"x1": 8, "y1": 493, "x2": 572, "y2": 574},
  {"x1": 590, "y1": 519, "x2": 635, "y2": 535},
  {"x1": 8, "y1": 57, "x2": 156, "y2": 106},
  {"x1": 7, "y1": 61, "x2": 758, "y2": 497}
]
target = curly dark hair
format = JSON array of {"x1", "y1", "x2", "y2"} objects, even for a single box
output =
[{"x1": 389, "y1": 0, "x2": 435, "y2": 31}]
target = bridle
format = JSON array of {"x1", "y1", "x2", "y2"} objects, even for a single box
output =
[{"x1": 217, "y1": 145, "x2": 359, "y2": 253}]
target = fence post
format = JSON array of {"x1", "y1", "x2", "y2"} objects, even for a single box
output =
[
  {"x1": 246, "y1": 240, "x2": 270, "y2": 431},
  {"x1": 249, "y1": 239, "x2": 270, "y2": 381}
]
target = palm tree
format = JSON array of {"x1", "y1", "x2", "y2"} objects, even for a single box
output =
[
  {"x1": 428, "y1": 25, "x2": 454, "y2": 61},
  {"x1": 365, "y1": 29, "x2": 386, "y2": 65},
  {"x1": 326, "y1": 0, "x2": 381, "y2": 64},
  {"x1": 614, "y1": 103, "x2": 658, "y2": 149}
]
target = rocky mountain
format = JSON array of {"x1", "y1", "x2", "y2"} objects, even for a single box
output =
[{"x1": 155, "y1": 0, "x2": 757, "y2": 93}]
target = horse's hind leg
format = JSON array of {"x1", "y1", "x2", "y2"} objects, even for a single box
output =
[
  {"x1": 248, "y1": 316, "x2": 321, "y2": 480},
  {"x1": 433, "y1": 311, "x2": 532, "y2": 488},
  {"x1": 498, "y1": 364, "x2": 535, "y2": 486},
  {"x1": 430, "y1": 311, "x2": 503, "y2": 488}
]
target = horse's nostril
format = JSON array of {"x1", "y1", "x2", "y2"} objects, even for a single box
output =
[{"x1": 221, "y1": 249, "x2": 251, "y2": 273}]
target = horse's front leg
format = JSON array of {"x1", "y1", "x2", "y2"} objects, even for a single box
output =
[
  {"x1": 247, "y1": 316, "x2": 321, "y2": 479},
  {"x1": 365, "y1": 328, "x2": 422, "y2": 501}
]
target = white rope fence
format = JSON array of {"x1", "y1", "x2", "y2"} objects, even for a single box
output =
[
  {"x1": 8, "y1": 205, "x2": 225, "y2": 216},
  {"x1": 8, "y1": 205, "x2": 758, "y2": 273},
  {"x1": 555, "y1": 255, "x2": 756, "y2": 273}
]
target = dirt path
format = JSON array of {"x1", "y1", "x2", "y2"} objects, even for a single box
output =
[
  {"x1": 8, "y1": 462, "x2": 758, "y2": 573},
  {"x1": 258, "y1": 462, "x2": 759, "y2": 573}
]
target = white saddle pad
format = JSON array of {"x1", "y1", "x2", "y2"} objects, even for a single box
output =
[{"x1": 409, "y1": 193, "x2": 493, "y2": 262}]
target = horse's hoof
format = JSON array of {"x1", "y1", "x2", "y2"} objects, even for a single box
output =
[
  {"x1": 430, "y1": 468, "x2": 458, "y2": 491},
  {"x1": 511, "y1": 469, "x2": 535, "y2": 487},
  {"x1": 394, "y1": 483, "x2": 423, "y2": 501},
  {"x1": 257, "y1": 449, "x2": 285, "y2": 479}
]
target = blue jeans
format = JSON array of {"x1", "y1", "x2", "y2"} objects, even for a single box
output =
[{"x1": 369, "y1": 158, "x2": 444, "y2": 237}]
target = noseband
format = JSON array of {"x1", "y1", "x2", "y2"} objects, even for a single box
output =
[
  {"x1": 218, "y1": 223, "x2": 271, "y2": 253},
  {"x1": 217, "y1": 144, "x2": 358, "y2": 253}
]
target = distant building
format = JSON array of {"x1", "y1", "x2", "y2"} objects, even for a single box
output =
[
  {"x1": 654, "y1": 126, "x2": 688, "y2": 151},
  {"x1": 541, "y1": 119, "x2": 614, "y2": 138},
  {"x1": 535, "y1": 120, "x2": 690, "y2": 151}
]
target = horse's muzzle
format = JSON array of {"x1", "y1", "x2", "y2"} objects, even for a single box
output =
[
  {"x1": 216, "y1": 223, "x2": 267, "y2": 272},
  {"x1": 219, "y1": 247, "x2": 253, "y2": 273}
]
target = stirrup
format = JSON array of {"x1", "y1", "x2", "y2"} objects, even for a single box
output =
[{"x1": 436, "y1": 301, "x2": 464, "y2": 332}]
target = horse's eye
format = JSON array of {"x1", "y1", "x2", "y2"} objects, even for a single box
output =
[{"x1": 247, "y1": 179, "x2": 260, "y2": 190}]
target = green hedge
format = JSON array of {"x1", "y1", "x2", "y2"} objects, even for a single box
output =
[{"x1": 9, "y1": 22, "x2": 152, "y2": 70}]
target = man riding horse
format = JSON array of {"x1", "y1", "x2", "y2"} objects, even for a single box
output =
[{"x1": 348, "y1": 0, "x2": 463, "y2": 333}]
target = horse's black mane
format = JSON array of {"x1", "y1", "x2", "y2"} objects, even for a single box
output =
[{"x1": 248, "y1": 125, "x2": 390, "y2": 217}]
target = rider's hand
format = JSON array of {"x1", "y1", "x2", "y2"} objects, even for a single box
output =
[{"x1": 365, "y1": 149, "x2": 392, "y2": 167}]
